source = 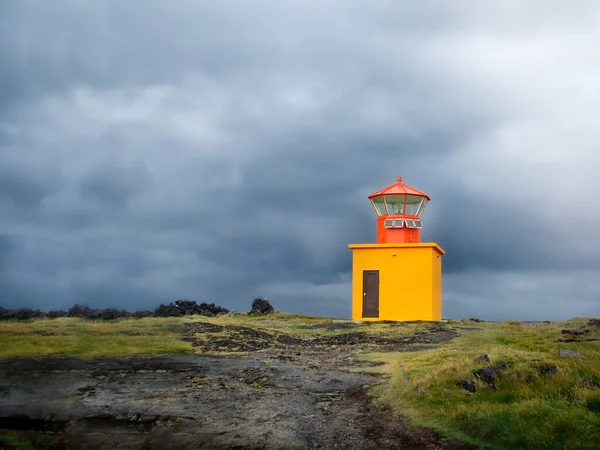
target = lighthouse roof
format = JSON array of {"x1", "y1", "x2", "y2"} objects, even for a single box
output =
[{"x1": 367, "y1": 176, "x2": 431, "y2": 200}]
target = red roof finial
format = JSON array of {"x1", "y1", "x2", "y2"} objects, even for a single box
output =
[{"x1": 397, "y1": 176, "x2": 403, "y2": 184}]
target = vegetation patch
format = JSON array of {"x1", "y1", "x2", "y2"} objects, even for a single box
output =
[
  {"x1": 359, "y1": 318, "x2": 600, "y2": 450},
  {"x1": 0, "y1": 317, "x2": 193, "y2": 358}
]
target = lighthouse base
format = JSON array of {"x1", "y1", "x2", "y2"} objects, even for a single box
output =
[{"x1": 348, "y1": 243, "x2": 445, "y2": 322}]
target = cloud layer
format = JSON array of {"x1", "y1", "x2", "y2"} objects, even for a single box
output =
[{"x1": 2, "y1": 1, "x2": 600, "y2": 320}]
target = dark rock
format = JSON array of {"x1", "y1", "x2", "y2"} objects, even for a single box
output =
[
  {"x1": 456, "y1": 380, "x2": 476, "y2": 393},
  {"x1": 250, "y1": 298, "x2": 274, "y2": 315},
  {"x1": 474, "y1": 354, "x2": 489, "y2": 363},
  {"x1": 535, "y1": 365, "x2": 557, "y2": 375},
  {"x1": 580, "y1": 380, "x2": 600, "y2": 389},
  {"x1": 1, "y1": 301, "x2": 230, "y2": 321},
  {"x1": 66, "y1": 306, "x2": 132, "y2": 321},
  {"x1": 154, "y1": 299, "x2": 229, "y2": 318},
  {"x1": 542, "y1": 320, "x2": 551, "y2": 324},
  {"x1": 588, "y1": 318, "x2": 600, "y2": 327},
  {"x1": 310, "y1": 328, "x2": 457, "y2": 347},
  {"x1": 414, "y1": 386, "x2": 430, "y2": 395},
  {"x1": 559, "y1": 349, "x2": 585, "y2": 358},
  {"x1": 46, "y1": 310, "x2": 69, "y2": 319},
  {"x1": 561, "y1": 329, "x2": 586, "y2": 335},
  {"x1": 467, "y1": 318, "x2": 484, "y2": 323},
  {"x1": 182, "y1": 322, "x2": 303, "y2": 352},
  {"x1": 498, "y1": 362, "x2": 513, "y2": 370},
  {"x1": 68, "y1": 304, "x2": 96, "y2": 318},
  {"x1": 474, "y1": 365, "x2": 500, "y2": 384},
  {"x1": 94, "y1": 308, "x2": 131, "y2": 320},
  {"x1": 0, "y1": 307, "x2": 45, "y2": 321},
  {"x1": 525, "y1": 374, "x2": 536, "y2": 383},
  {"x1": 154, "y1": 303, "x2": 183, "y2": 318},
  {"x1": 303, "y1": 322, "x2": 361, "y2": 331}
]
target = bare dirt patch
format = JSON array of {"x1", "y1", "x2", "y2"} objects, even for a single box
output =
[{"x1": 314, "y1": 387, "x2": 481, "y2": 450}]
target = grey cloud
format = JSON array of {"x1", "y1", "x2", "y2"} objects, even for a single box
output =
[
  {"x1": 429, "y1": 190, "x2": 555, "y2": 273},
  {"x1": 0, "y1": 235, "x2": 18, "y2": 274},
  {"x1": 79, "y1": 161, "x2": 153, "y2": 208},
  {"x1": 0, "y1": 159, "x2": 63, "y2": 206},
  {"x1": 443, "y1": 269, "x2": 600, "y2": 322}
]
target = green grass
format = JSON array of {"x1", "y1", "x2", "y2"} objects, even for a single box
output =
[
  {"x1": 0, "y1": 430, "x2": 59, "y2": 450},
  {"x1": 0, "y1": 317, "x2": 193, "y2": 358},
  {"x1": 358, "y1": 318, "x2": 600, "y2": 450}
]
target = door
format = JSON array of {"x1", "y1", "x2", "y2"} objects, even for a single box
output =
[{"x1": 362, "y1": 270, "x2": 379, "y2": 318}]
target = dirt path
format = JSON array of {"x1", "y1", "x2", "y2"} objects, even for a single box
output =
[{"x1": 0, "y1": 323, "x2": 480, "y2": 449}]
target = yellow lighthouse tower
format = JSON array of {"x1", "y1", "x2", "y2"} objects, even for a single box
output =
[{"x1": 348, "y1": 176, "x2": 445, "y2": 321}]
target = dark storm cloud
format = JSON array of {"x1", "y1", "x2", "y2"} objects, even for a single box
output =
[
  {"x1": 1, "y1": 1, "x2": 600, "y2": 319},
  {"x1": 0, "y1": 235, "x2": 17, "y2": 274},
  {"x1": 79, "y1": 162, "x2": 153, "y2": 208},
  {"x1": 430, "y1": 190, "x2": 559, "y2": 274},
  {"x1": 0, "y1": 160, "x2": 63, "y2": 206}
]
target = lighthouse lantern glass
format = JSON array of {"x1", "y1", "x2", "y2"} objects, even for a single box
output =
[
  {"x1": 370, "y1": 196, "x2": 386, "y2": 216},
  {"x1": 405, "y1": 195, "x2": 424, "y2": 216},
  {"x1": 416, "y1": 198, "x2": 429, "y2": 217},
  {"x1": 384, "y1": 194, "x2": 405, "y2": 215}
]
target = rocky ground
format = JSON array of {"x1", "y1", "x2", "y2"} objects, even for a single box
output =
[{"x1": 0, "y1": 321, "x2": 481, "y2": 449}]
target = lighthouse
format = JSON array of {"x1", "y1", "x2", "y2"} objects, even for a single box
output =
[{"x1": 348, "y1": 176, "x2": 445, "y2": 321}]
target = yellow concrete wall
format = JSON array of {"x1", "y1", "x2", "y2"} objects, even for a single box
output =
[
  {"x1": 348, "y1": 243, "x2": 444, "y2": 321},
  {"x1": 431, "y1": 249, "x2": 443, "y2": 320}
]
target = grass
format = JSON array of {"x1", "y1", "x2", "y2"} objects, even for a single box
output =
[
  {"x1": 0, "y1": 317, "x2": 192, "y2": 358},
  {"x1": 358, "y1": 318, "x2": 600, "y2": 450},
  {"x1": 0, "y1": 432, "x2": 36, "y2": 450},
  {"x1": 0, "y1": 429, "x2": 62, "y2": 450}
]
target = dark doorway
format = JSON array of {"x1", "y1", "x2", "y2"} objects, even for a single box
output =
[{"x1": 362, "y1": 270, "x2": 379, "y2": 318}]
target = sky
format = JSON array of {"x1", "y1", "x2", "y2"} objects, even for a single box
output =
[{"x1": 1, "y1": 1, "x2": 600, "y2": 321}]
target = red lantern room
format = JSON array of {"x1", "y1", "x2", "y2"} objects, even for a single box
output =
[{"x1": 367, "y1": 176, "x2": 430, "y2": 244}]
